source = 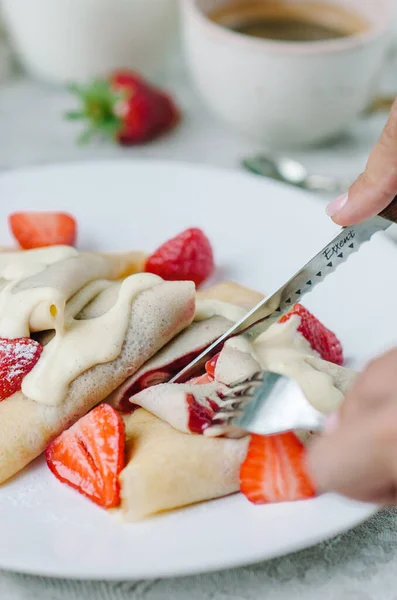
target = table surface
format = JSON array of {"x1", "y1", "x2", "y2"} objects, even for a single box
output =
[{"x1": 1, "y1": 52, "x2": 397, "y2": 599}]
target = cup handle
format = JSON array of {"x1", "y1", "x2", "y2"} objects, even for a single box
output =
[
  {"x1": 364, "y1": 95, "x2": 396, "y2": 116},
  {"x1": 363, "y1": 44, "x2": 396, "y2": 116}
]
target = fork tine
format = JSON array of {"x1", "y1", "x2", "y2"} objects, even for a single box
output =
[
  {"x1": 207, "y1": 370, "x2": 326, "y2": 437},
  {"x1": 207, "y1": 373, "x2": 266, "y2": 432}
]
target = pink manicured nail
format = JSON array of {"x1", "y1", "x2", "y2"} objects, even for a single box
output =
[
  {"x1": 326, "y1": 193, "x2": 348, "y2": 217},
  {"x1": 324, "y1": 412, "x2": 339, "y2": 433}
]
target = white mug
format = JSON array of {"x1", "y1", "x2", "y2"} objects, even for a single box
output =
[
  {"x1": 0, "y1": 0, "x2": 178, "y2": 84},
  {"x1": 182, "y1": 0, "x2": 394, "y2": 148},
  {"x1": 0, "y1": 18, "x2": 11, "y2": 83}
]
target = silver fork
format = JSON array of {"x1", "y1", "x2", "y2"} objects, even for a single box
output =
[{"x1": 212, "y1": 372, "x2": 327, "y2": 436}]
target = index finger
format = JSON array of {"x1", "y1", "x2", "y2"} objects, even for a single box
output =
[{"x1": 327, "y1": 98, "x2": 397, "y2": 226}]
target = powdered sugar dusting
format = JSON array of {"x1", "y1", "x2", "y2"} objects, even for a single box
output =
[{"x1": 0, "y1": 337, "x2": 43, "y2": 400}]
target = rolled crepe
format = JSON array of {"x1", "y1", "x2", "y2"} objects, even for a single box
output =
[
  {"x1": 125, "y1": 381, "x2": 229, "y2": 435},
  {"x1": 99, "y1": 251, "x2": 147, "y2": 279},
  {"x1": 0, "y1": 249, "x2": 149, "y2": 337},
  {"x1": 117, "y1": 281, "x2": 355, "y2": 521},
  {"x1": 107, "y1": 315, "x2": 233, "y2": 411},
  {"x1": 0, "y1": 246, "x2": 20, "y2": 253},
  {"x1": 128, "y1": 342, "x2": 357, "y2": 437},
  {"x1": 0, "y1": 280, "x2": 195, "y2": 483},
  {"x1": 118, "y1": 409, "x2": 249, "y2": 522},
  {"x1": 128, "y1": 281, "x2": 357, "y2": 437},
  {"x1": 108, "y1": 282, "x2": 265, "y2": 411},
  {"x1": 196, "y1": 280, "x2": 264, "y2": 309}
]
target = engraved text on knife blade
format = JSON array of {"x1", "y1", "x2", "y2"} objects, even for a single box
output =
[{"x1": 170, "y1": 217, "x2": 390, "y2": 383}]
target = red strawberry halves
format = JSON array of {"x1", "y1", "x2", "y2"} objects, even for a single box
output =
[
  {"x1": 9, "y1": 212, "x2": 77, "y2": 250},
  {"x1": 0, "y1": 338, "x2": 43, "y2": 401},
  {"x1": 240, "y1": 432, "x2": 316, "y2": 504},
  {"x1": 46, "y1": 404, "x2": 125, "y2": 509},
  {"x1": 145, "y1": 228, "x2": 214, "y2": 287}
]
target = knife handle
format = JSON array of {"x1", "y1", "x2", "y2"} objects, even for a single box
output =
[{"x1": 379, "y1": 196, "x2": 397, "y2": 224}]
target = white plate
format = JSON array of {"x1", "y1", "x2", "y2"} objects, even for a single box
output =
[{"x1": 0, "y1": 159, "x2": 395, "y2": 580}]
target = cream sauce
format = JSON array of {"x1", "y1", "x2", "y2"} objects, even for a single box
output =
[
  {"x1": 218, "y1": 316, "x2": 344, "y2": 413},
  {"x1": 0, "y1": 246, "x2": 78, "y2": 338},
  {"x1": 22, "y1": 273, "x2": 162, "y2": 405},
  {"x1": 0, "y1": 245, "x2": 149, "y2": 337},
  {"x1": 0, "y1": 246, "x2": 347, "y2": 413},
  {"x1": 64, "y1": 279, "x2": 113, "y2": 326},
  {"x1": 194, "y1": 299, "x2": 246, "y2": 324},
  {"x1": 0, "y1": 246, "x2": 163, "y2": 406},
  {"x1": 126, "y1": 301, "x2": 351, "y2": 439},
  {"x1": 191, "y1": 298, "x2": 345, "y2": 413},
  {"x1": 0, "y1": 246, "x2": 77, "y2": 280},
  {"x1": 190, "y1": 298, "x2": 346, "y2": 414}
]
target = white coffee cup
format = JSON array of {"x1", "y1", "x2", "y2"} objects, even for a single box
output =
[
  {"x1": 0, "y1": 0, "x2": 178, "y2": 84},
  {"x1": 0, "y1": 19, "x2": 11, "y2": 84},
  {"x1": 182, "y1": 0, "x2": 394, "y2": 148}
]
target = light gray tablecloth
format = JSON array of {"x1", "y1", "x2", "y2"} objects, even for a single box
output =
[
  {"x1": 1, "y1": 58, "x2": 397, "y2": 599},
  {"x1": 1, "y1": 510, "x2": 396, "y2": 599}
]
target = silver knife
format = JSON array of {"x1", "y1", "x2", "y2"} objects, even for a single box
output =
[{"x1": 170, "y1": 198, "x2": 397, "y2": 383}]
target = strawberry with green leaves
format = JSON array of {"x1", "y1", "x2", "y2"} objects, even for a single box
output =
[{"x1": 67, "y1": 70, "x2": 180, "y2": 145}]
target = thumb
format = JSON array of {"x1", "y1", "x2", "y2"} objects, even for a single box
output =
[{"x1": 326, "y1": 98, "x2": 397, "y2": 226}]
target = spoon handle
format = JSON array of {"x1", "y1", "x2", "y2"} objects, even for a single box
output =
[{"x1": 304, "y1": 174, "x2": 351, "y2": 194}]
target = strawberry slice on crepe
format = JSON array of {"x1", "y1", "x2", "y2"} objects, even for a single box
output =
[
  {"x1": 107, "y1": 316, "x2": 231, "y2": 412},
  {"x1": 46, "y1": 404, "x2": 125, "y2": 509},
  {"x1": 9, "y1": 212, "x2": 77, "y2": 249},
  {"x1": 240, "y1": 432, "x2": 316, "y2": 504},
  {"x1": 0, "y1": 338, "x2": 43, "y2": 401}
]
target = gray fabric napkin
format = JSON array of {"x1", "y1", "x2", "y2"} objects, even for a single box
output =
[{"x1": 1, "y1": 509, "x2": 396, "y2": 600}]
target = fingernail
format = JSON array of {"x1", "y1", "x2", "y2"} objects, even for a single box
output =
[
  {"x1": 326, "y1": 193, "x2": 348, "y2": 217},
  {"x1": 324, "y1": 412, "x2": 339, "y2": 433}
]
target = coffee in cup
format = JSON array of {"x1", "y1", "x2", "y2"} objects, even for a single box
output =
[
  {"x1": 209, "y1": 1, "x2": 369, "y2": 42},
  {"x1": 182, "y1": 0, "x2": 393, "y2": 147}
]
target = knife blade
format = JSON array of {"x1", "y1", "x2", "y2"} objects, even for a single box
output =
[{"x1": 170, "y1": 198, "x2": 397, "y2": 383}]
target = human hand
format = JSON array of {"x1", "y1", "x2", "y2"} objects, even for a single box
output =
[
  {"x1": 307, "y1": 349, "x2": 397, "y2": 504},
  {"x1": 326, "y1": 98, "x2": 397, "y2": 226}
]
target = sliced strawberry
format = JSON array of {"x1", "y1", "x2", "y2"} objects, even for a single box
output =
[
  {"x1": 205, "y1": 352, "x2": 220, "y2": 378},
  {"x1": 145, "y1": 228, "x2": 214, "y2": 287},
  {"x1": 9, "y1": 212, "x2": 77, "y2": 249},
  {"x1": 240, "y1": 432, "x2": 315, "y2": 504},
  {"x1": 186, "y1": 353, "x2": 221, "y2": 384},
  {"x1": 279, "y1": 303, "x2": 343, "y2": 365},
  {"x1": 46, "y1": 404, "x2": 125, "y2": 509},
  {"x1": 138, "y1": 370, "x2": 171, "y2": 389},
  {"x1": 186, "y1": 393, "x2": 215, "y2": 434},
  {"x1": 0, "y1": 337, "x2": 43, "y2": 401},
  {"x1": 187, "y1": 373, "x2": 214, "y2": 385}
]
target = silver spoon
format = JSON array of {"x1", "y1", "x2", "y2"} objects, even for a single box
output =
[{"x1": 242, "y1": 154, "x2": 352, "y2": 194}]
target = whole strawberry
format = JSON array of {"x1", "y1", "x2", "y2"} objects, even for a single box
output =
[
  {"x1": 67, "y1": 70, "x2": 180, "y2": 145},
  {"x1": 145, "y1": 228, "x2": 214, "y2": 287}
]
